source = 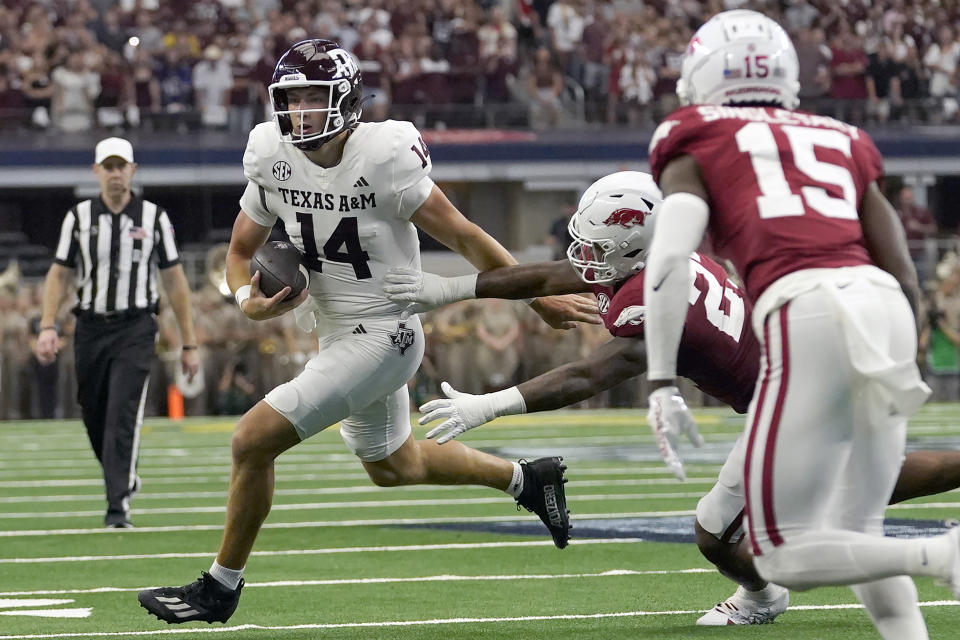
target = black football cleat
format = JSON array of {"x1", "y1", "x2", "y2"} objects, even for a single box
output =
[
  {"x1": 138, "y1": 572, "x2": 243, "y2": 624},
  {"x1": 105, "y1": 510, "x2": 133, "y2": 528},
  {"x1": 516, "y1": 457, "x2": 571, "y2": 549}
]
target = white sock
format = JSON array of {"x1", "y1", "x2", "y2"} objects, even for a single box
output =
[
  {"x1": 904, "y1": 532, "x2": 955, "y2": 578},
  {"x1": 209, "y1": 561, "x2": 244, "y2": 590},
  {"x1": 505, "y1": 462, "x2": 524, "y2": 498},
  {"x1": 852, "y1": 577, "x2": 928, "y2": 640},
  {"x1": 744, "y1": 583, "x2": 784, "y2": 602}
]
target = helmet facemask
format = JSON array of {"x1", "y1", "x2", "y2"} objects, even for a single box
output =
[
  {"x1": 565, "y1": 175, "x2": 660, "y2": 285},
  {"x1": 268, "y1": 40, "x2": 364, "y2": 151},
  {"x1": 270, "y1": 77, "x2": 361, "y2": 150},
  {"x1": 567, "y1": 211, "x2": 649, "y2": 284}
]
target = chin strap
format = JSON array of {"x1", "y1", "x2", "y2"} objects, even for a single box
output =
[{"x1": 293, "y1": 126, "x2": 355, "y2": 152}]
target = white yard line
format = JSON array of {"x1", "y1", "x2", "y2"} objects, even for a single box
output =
[
  {"x1": 0, "y1": 478, "x2": 726, "y2": 503},
  {"x1": 0, "y1": 460, "x2": 716, "y2": 476},
  {"x1": 0, "y1": 435, "x2": 699, "y2": 464},
  {"x1": 0, "y1": 492, "x2": 705, "y2": 519},
  {"x1": 1, "y1": 567, "x2": 705, "y2": 596},
  {"x1": 0, "y1": 601, "x2": 958, "y2": 639},
  {"x1": 0, "y1": 470, "x2": 718, "y2": 489},
  {"x1": 887, "y1": 502, "x2": 960, "y2": 511},
  {"x1": 0, "y1": 538, "x2": 642, "y2": 565},
  {"x1": 0, "y1": 510, "x2": 697, "y2": 537}
]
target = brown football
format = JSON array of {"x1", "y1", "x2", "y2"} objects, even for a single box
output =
[{"x1": 250, "y1": 241, "x2": 308, "y2": 300}]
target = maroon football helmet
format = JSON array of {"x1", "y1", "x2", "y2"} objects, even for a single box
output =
[{"x1": 269, "y1": 39, "x2": 363, "y2": 150}]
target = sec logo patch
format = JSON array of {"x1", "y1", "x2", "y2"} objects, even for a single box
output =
[
  {"x1": 272, "y1": 161, "x2": 292, "y2": 181},
  {"x1": 597, "y1": 293, "x2": 610, "y2": 315}
]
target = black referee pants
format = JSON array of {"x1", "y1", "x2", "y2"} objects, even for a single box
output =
[{"x1": 75, "y1": 312, "x2": 157, "y2": 521}]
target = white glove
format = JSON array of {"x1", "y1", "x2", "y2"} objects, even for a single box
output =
[
  {"x1": 646, "y1": 385, "x2": 704, "y2": 481},
  {"x1": 418, "y1": 382, "x2": 525, "y2": 444},
  {"x1": 383, "y1": 268, "x2": 477, "y2": 313}
]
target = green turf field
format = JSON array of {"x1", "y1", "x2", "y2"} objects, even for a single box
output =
[{"x1": 2, "y1": 405, "x2": 959, "y2": 639}]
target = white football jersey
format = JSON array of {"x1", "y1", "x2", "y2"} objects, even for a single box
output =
[{"x1": 239, "y1": 119, "x2": 435, "y2": 325}]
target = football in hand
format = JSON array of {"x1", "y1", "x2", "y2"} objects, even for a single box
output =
[{"x1": 250, "y1": 241, "x2": 309, "y2": 300}]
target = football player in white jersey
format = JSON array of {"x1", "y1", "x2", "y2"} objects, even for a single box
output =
[{"x1": 139, "y1": 39, "x2": 599, "y2": 625}]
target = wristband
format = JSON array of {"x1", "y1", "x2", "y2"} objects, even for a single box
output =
[
  {"x1": 40, "y1": 325, "x2": 59, "y2": 334},
  {"x1": 182, "y1": 345, "x2": 198, "y2": 351},
  {"x1": 235, "y1": 285, "x2": 252, "y2": 309},
  {"x1": 443, "y1": 273, "x2": 479, "y2": 302},
  {"x1": 489, "y1": 386, "x2": 527, "y2": 417}
]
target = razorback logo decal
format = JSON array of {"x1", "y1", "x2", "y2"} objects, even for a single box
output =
[{"x1": 603, "y1": 207, "x2": 652, "y2": 228}]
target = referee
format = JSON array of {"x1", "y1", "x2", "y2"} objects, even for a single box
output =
[{"x1": 34, "y1": 137, "x2": 200, "y2": 528}]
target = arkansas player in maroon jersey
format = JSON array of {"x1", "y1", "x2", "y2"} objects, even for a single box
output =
[
  {"x1": 644, "y1": 10, "x2": 959, "y2": 638},
  {"x1": 383, "y1": 170, "x2": 960, "y2": 627}
]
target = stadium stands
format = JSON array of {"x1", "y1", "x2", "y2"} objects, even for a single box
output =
[{"x1": 3, "y1": 0, "x2": 960, "y2": 420}]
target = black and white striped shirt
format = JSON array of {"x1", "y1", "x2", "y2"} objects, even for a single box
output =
[{"x1": 54, "y1": 195, "x2": 180, "y2": 315}]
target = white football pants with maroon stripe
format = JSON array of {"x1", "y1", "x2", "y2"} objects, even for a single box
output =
[{"x1": 744, "y1": 275, "x2": 928, "y2": 588}]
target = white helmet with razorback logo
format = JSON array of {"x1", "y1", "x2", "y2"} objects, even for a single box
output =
[
  {"x1": 677, "y1": 10, "x2": 799, "y2": 109},
  {"x1": 566, "y1": 171, "x2": 662, "y2": 284}
]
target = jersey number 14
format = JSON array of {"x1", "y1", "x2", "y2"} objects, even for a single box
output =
[{"x1": 296, "y1": 213, "x2": 372, "y2": 279}]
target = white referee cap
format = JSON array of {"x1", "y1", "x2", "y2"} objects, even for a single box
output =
[{"x1": 95, "y1": 137, "x2": 134, "y2": 164}]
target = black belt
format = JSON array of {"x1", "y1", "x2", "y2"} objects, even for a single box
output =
[{"x1": 75, "y1": 309, "x2": 151, "y2": 324}]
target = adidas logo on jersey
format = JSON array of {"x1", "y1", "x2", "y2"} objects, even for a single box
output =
[
  {"x1": 353, "y1": 176, "x2": 369, "y2": 188},
  {"x1": 352, "y1": 324, "x2": 367, "y2": 335}
]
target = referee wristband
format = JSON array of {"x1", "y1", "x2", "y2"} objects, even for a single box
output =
[
  {"x1": 235, "y1": 285, "x2": 252, "y2": 309},
  {"x1": 182, "y1": 345, "x2": 198, "y2": 351}
]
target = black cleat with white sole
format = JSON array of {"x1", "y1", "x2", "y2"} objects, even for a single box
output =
[
  {"x1": 516, "y1": 456, "x2": 571, "y2": 549},
  {"x1": 138, "y1": 572, "x2": 243, "y2": 624}
]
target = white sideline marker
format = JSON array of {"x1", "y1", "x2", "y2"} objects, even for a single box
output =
[
  {"x1": 0, "y1": 600, "x2": 74, "y2": 608},
  {"x1": 0, "y1": 600, "x2": 91, "y2": 620},
  {"x1": 0, "y1": 609, "x2": 91, "y2": 619}
]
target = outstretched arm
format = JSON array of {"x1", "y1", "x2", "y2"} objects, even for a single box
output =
[
  {"x1": 384, "y1": 260, "x2": 590, "y2": 309},
  {"x1": 418, "y1": 336, "x2": 646, "y2": 443},
  {"x1": 477, "y1": 260, "x2": 601, "y2": 328},
  {"x1": 476, "y1": 260, "x2": 590, "y2": 298},
  {"x1": 396, "y1": 189, "x2": 600, "y2": 326},
  {"x1": 518, "y1": 336, "x2": 647, "y2": 411}
]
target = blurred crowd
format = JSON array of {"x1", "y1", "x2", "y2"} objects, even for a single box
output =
[
  {"x1": 6, "y1": 0, "x2": 960, "y2": 419},
  {"x1": 5, "y1": 0, "x2": 960, "y2": 132}
]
